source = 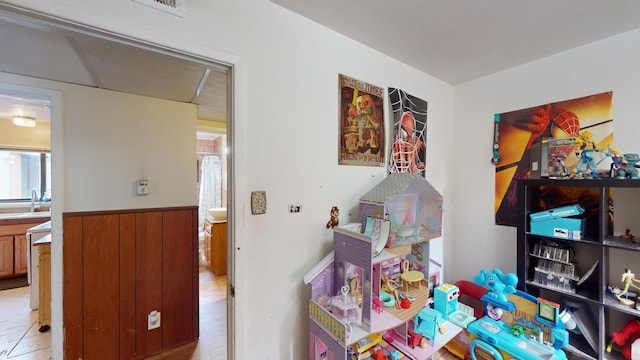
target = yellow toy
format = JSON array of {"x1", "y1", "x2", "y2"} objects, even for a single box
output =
[{"x1": 616, "y1": 269, "x2": 640, "y2": 306}]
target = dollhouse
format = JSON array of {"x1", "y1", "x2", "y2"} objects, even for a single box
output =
[{"x1": 305, "y1": 173, "x2": 444, "y2": 359}]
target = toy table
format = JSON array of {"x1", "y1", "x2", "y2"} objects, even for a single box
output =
[{"x1": 401, "y1": 271, "x2": 424, "y2": 292}]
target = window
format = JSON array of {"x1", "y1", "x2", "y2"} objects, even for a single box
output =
[{"x1": 0, "y1": 149, "x2": 51, "y2": 201}]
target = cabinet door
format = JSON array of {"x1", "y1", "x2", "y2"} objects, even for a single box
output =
[
  {"x1": 211, "y1": 222, "x2": 227, "y2": 276},
  {"x1": 14, "y1": 234, "x2": 29, "y2": 275},
  {"x1": 0, "y1": 235, "x2": 14, "y2": 278}
]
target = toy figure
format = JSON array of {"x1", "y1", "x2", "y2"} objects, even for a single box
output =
[
  {"x1": 550, "y1": 152, "x2": 569, "y2": 177},
  {"x1": 574, "y1": 130, "x2": 607, "y2": 178},
  {"x1": 326, "y1": 206, "x2": 339, "y2": 229},
  {"x1": 620, "y1": 229, "x2": 637, "y2": 243},
  {"x1": 616, "y1": 269, "x2": 640, "y2": 306},
  {"x1": 608, "y1": 318, "x2": 640, "y2": 360},
  {"x1": 610, "y1": 147, "x2": 628, "y2": 178},
  {"x1": 381, "y1": 273, "x2": 401, "y2": 308},
  {"x1": 623, "y1": 153, "x2": 640, "y2": 179},
  {"x1": 473, "y1": 268, "x2": 517, "y2": 303}
]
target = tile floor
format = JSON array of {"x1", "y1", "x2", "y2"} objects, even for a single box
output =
[
  {"x1": 0, "y1": 286, "x2": 51, "y2": 359},
  {"x1": 0, "y1": 266, "x2": 227, "y2": 360}
]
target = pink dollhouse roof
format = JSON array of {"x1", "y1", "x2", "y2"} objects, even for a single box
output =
[{"x1": 359, "y1": 172, "x2": 442, "y2": 205}]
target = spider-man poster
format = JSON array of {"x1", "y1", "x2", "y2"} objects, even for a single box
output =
[
  {"x1": 388, "y1": 88, "x2": 428, "y2": 174},
  {"x1": 338, "y1": 74, "x2": 385, "y2": 166},
  {"x1": 495, "y1": 92, "x2": 613, "y2": 226}
]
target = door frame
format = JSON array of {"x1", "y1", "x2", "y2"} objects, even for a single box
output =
[{"x1": 0, "y1": 5, "x2": 237, "y2": 359}]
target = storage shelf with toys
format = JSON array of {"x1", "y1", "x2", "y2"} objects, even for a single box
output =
[{"x1": 517, "y1": 178, "x2": 640, "y2": 360}]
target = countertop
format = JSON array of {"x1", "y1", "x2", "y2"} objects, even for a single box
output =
[
  {"x1": 205, "y1": 215, "x2": 227, "y2": 224},
  {"x1": 0, "y1": 211, "x2": 51, "y2": 226},
  {"x1": 28, "y1": 220, "x2": 52, "y2": 233}
]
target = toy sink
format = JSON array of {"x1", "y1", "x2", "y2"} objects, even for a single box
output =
[{"x1": 516, "y1": 339, "x2": 554, "y2": 360}]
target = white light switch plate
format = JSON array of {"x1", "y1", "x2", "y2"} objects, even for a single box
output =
[{"x1": 137, "y1": 180, "x2": 149, "y2": 195}]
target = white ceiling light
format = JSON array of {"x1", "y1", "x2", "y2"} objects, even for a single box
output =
[{"x1": 13, "y1": 115, "x2": 36, "y2": 127}]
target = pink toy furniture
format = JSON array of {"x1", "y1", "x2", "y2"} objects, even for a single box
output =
[{"x1": 372, "y1": 298, "x2": 383, "y2": 314}]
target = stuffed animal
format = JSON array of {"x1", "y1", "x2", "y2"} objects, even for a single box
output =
[
  {"x1": 326, "y1": 206, "x2": 340, "y2": 229},
  {"x1": 611, "y1": 319, "x2": 640, "y2": 360},
  {"x1": 472, "y1": 268, "x2": 517, "y2": 303}
]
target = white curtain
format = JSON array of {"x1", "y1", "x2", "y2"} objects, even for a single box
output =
[{"x1": 198, "y1": 155, "x2": 222, "y2": 229}]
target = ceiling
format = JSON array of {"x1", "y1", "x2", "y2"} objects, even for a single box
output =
[
  {"x1": 271, "y1": 0, "x2": 640, "y2": 85},
  {"x1": 3, "y1": 2, "x2": 640, "y2": 125},
  {"x1": 0, "y1": 10, "x2": 228, "y2": 125}
]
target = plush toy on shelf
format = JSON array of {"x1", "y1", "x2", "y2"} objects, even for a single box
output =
[{"x1": 608, "y1": 318, "x2": 640, "y2": 360}]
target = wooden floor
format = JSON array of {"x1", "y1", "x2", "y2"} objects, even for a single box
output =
[{"x1": 0, "y1": 266, "x2": 227, "y2": 360}]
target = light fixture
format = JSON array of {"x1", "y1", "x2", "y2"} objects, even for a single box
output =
[{"x1": 12, "y1": 115, "x2": 36, "y2": 127}]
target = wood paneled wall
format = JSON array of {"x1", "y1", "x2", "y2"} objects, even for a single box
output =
[{"x1": 63, "y1": 207, "x2": 199, "y2": 359}]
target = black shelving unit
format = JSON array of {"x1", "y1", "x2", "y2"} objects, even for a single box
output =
[{"x1": 517, "y1": 178, "x2": 640, "y2": 360}]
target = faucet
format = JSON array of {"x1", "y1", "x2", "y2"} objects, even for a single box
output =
[{"x1": 30, "y1": 188, "x2": 41, "y2": 212}]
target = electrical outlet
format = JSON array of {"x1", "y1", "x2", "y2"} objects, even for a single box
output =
[
  {"x1": 148, "y1": 310, "x2": 160, "y2": 330},
  {"x1": 289, "y1": 204, "x2": 301, "y2": 213}
]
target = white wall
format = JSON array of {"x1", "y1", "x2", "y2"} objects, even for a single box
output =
[
  {"x1": 452, "y1": 29, "x2": 640, "y2": 283},
  {"x1": 63, "y1": 88, "x2": 197, "y2": 211},
  {"x1": 2, "y1": 1, "x2": 454, "y2": 359}
]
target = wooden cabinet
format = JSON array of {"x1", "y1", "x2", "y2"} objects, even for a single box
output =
[
  {"x1": 0, "y1": 218, "x2": 49, "y2": 279},
  {"x1": 0, "y1": 235, "x2": 13, "y2": 278},
  {"x1": 34, "y1": 235, "x2": 51, "y2": 330},
  {"x1": 517, "y1": 178, "x2": 640, "y2": 360},
  {"x1": 14, "y1": 234, "x2": 28, "y2": 275},
  {"x1": 211, "y1": 221, "x2": 227, "y2": 276},
  {"x1": 203, "y1": 217, "x2": 226, "y2": 276}
]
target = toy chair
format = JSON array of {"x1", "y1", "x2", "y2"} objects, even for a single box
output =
[{"x1": 413, "y1": 307, "x2": 442, "y2": 346}]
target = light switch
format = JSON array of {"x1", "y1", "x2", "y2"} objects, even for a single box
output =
[{"x1": 137, "y1": 180, "x2": 149, "y2": 195}]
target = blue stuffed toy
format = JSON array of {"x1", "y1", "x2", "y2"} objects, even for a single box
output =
[{"x1": 473, "y1": 268, "x2": 518, "y2": 303}]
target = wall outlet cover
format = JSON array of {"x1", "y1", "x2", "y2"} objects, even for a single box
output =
[{"x1": 148, "y1": 310, "x2": 160, "y2": 330}]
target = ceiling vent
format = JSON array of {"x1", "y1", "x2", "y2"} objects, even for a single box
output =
[{"x1": 133, "y1": 0, "x2": 185, "y2": 17}]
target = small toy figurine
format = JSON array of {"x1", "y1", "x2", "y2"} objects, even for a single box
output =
[
  {"x1": 610, "y1": 147, "x2": 628, "y2": 178},
  {"x1": 623, "y1": 153, "x2": 640, "y2": 179},
  {"x1": 616, "y1": 268, "x2": 640, "y2": 306},
  {"x1": 326, "y1": 206, "x2": 339, "y2": 229},
  {"x1": 574, "y1": 130, "x2": 607, "y2": 178},
  {"x1": 619, "y1": 229, "x2": 637, "y2": 243}
]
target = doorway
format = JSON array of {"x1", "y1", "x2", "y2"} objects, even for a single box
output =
[
  {"x1": 0, "y1": 86, "x2": 53, "y2": 358},
  {"x1": 0, "y1": 6, "x2": 235, "y2": 360}
]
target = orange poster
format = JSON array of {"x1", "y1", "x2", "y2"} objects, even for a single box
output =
[
  {"x1": 338, "y1": 74, "x2": 385, "y2": 167},
  {"x1": 494, "y1": 92, "x2": 613, "y2": 226}
]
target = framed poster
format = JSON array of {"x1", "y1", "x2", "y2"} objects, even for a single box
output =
[
  {"x1": 494, "y1": 92, "x2": 613, "y2": 226},
  {"x1": 388, "y1": 88, "x2": 428, "y2": 174},
  {"x1": 338, "y1": 74, "x2": 385, "y2": 166}
]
